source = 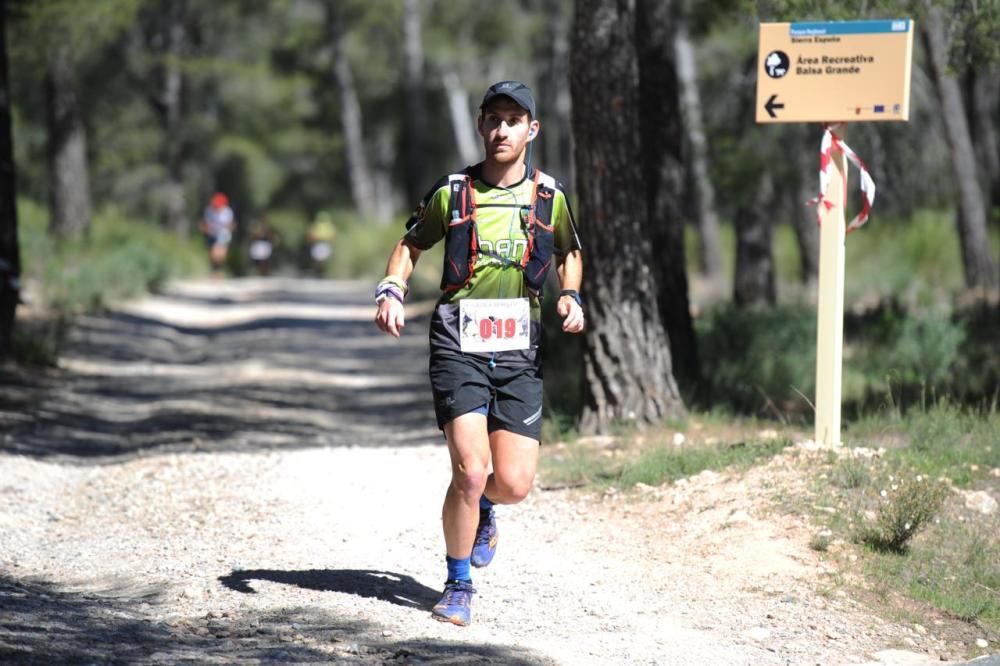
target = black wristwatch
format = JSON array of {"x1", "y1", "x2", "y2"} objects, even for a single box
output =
[{"x1": 559, "y1": 289, "x2": 583, "y2": 306}]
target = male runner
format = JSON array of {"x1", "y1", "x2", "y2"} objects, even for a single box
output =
[{"x1": 374, "y1": 80, "x2": 584, "y2": 626}]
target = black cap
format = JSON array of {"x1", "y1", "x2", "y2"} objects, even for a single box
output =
[{"x1": 480, "y1": 80, "x2": 536, "y2": 117}]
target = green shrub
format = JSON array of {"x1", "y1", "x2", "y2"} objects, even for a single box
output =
[
  {"x1": 11, "y1": 316, "x2": 68, "y2": 366},
  {"x1": 843, "y1": 209, "x2": 965, "y2": 302},
  {"x1": 17, "y1": 199, "x2": 205, "y2": 315},
  {"x1": 695, "y1": 304, "x2": 816, "y2": 415},
  {"x1": 809, "y1": 531, "x2": 833, "y2": 552},
  {"x1": 832, "y1": 456, "x2": 871, "y2": 489},
  {"x1": 856, "y1": 474, "x2": 949, "y2": 553},
  {"x1": 888, "y1": 313, "x2": 965, "y2": 386}
]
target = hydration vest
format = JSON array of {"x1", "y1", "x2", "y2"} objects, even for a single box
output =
[{"x1": 441, "y1": 167, "x2": 556, "y2": 294}]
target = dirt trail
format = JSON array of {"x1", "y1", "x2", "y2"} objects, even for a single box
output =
[{"x1": 0, "y1": 278, "x2": 987, "y2": 665}]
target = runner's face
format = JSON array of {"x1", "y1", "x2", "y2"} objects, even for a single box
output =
[{"x1": 478, "y1": 99, "x2": 539, "y2": 166}]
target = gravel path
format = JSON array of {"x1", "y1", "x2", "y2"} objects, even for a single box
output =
[{"x1": 0, "y1": 278, "x2": 991, "y2": 665}]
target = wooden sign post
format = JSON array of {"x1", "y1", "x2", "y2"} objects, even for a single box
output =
[
  {"x1": 756, "y1": 19, "x2": 914, "y2": 446},
  {"x1": 814, "y1": 146, "x2": 848, "y2": 446}
]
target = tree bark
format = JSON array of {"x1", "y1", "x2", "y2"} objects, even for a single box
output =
[
  {"x1": 160, "y1": 0, "x2": 186, "y2": 236},
  {"x1": 441, "y1": 69, "x2": 479, "y2": 167},
  {"x1": 372, "y1": 124, "x2": 397, "y2": 223},
  {"x1": 402, "y1": 0, "x2": 427, "y2": 204},
  {"x1": 791, "y1": 123, "x2": 820, "y2": 287},
  {"x1": 327, "y1": 4, "x2": 377, "y2": 220},
  {"x1": 573, "y1": 0, "x2": 685, "y2": 434},
  {"x1": 734, "y1": 169, "x2": 776, "y2": 307},
  {"x1": 637, "y1": 0, "x2": 699, "y2": 388},
  {"x1": 537, "y1": 0, "x2": 573, "y2": 186},
  {"x1": 136, "y1": 0, "x2": 188, "y2": 236},
  {"x1": 0, "y1": 7, "x2": 20, "y2": 356},
  {"x1": 921, "y1": 5, "x2": 998, "y2": 289},
  {"x1": 730, "y1": 52, "x2": 777, "y2": 307},
  {"x1": 44, "y1": 42, "x2": 92, "y2": 238},
  {"x1": 963, "y1": 68, "x2": 1000, "y2": 217},
  {"x1": 673, "y1": 13, "x2": 723, "y2": 284}
]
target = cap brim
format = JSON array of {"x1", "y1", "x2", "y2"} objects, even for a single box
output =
[{"x1": 481, "y1": 91, "x2": 535, "y2": 117}]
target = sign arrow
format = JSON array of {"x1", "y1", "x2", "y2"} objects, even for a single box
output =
[{"x1": 764, "y1": 94, "x2": 785, "y2": 118}]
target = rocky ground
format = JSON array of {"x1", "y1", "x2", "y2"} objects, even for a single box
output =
[{"x1": 0, "y1": 278, "x2": 996, "y2": 665}]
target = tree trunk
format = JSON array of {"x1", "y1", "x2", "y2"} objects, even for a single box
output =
[
  {"x1": 402, "y1": 0, "x2": 427, "y2": 203},
  {"x1": 160, "y1": 0, "x2": 186, "y2": 236},
  {"x1": 441, "y1": 69, "x2": 479, "y2": 167},
  {"x1": 327, "y1": 4, "x2": 377, "y2": 220},
  {"x1": 964, "y1": 68, "x2": 1000, "y2": 217},
  {"x1": 730, "y1": 51, "x2": 777, "y2": 307},
  {"x1": 734, "y1": 169, "x2": 776, "y2": 307},
  {"x1": 791, "y1": 124, "x2": 820, "y2": 287},
  {"x1": 637, "y1": 0, "x2": 699, "y2": 388},
  {"x1": 137, "y1": 0, "x2": 188, "y2": 236},
  {"x1": 573, "y1": 0, "x2": 685, "y2": 434},
  {"x1": 673, "y1": 14, "x2": 723, "y2": 284},
  {"x1": 0, "y1": 8, "x2": 20, "y2": 356},
  {"x1": 537, "y1": 0, "x2": 573, "y2": 186},
  {"x1": 921, "y1": 5, "x2": 998, "y2": 289},
  {"x1": 372, "y1": 124, "x2": 397, "y2": 222},
  {"x1": 44, "y1": 43, "x2": 91, "y2": 238}
]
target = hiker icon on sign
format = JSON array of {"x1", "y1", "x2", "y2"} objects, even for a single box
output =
[{"x1": 764, "y1": 50, "x2": 789, "y2": 78}]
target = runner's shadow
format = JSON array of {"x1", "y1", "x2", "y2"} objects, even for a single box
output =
[{"x1": 218, "y1": 569, "x2": 439, "y2": 610}]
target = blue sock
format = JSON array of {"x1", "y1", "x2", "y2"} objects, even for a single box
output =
[
  {"x1": 446, "y1": 555, "x2": 472, "y2": 583},
  {"x1": 479, "y1": 494, "x2": 494, "y2": 511}
]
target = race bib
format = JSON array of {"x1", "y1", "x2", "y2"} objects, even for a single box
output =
[
  {"x1": 310, "y1": 242, "x2": 332, "y2": 261},
  {"x1": 249, "y1": 240, "x2": 272, "y2": 260},
  {"x1": 459, "y1": 298, "x2": 531, "y2": 353}
]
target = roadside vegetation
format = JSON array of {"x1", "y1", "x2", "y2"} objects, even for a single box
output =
[
  {"x1": 13, "y1": 199, "x2": 205, "y2": 365},
  {"x1": 11, "y1": 200, "x2": 444, "y2": 366},
  {"x1": 539, "y1": 400, "x2": 999, "y2": 645},
  {"x1": 808, "y1": 400, "x2": 999, "y2": 636},
  {"x1": 539, "y1": 415, "x2": 796, "y2": 490},
  {"x1": 539, "y1": 208, "x2": 998, "y2": 646}
]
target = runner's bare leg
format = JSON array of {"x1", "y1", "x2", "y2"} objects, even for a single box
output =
[
  {"x1": 442, "y1": 413, "x2": 491, "y2": 558},
  {"x1": 486, "y1": 430, "x2": 538, "y2": 504}
]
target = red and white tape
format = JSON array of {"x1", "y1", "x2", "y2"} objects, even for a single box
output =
[{"x1": 808, "y1": 123, "x2": 876, "y2": 233}]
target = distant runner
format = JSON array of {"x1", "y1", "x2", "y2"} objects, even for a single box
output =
[
  {"x1": 200, "y1": 192, "x2": 236, "y2": 274},
  {"x1": 374, "y1": 80, "x2": 584, "y2": 626},
  {"x1": 248, "y1": 217, "x2": 279, "y2": 276},
  {"x1": 305, "y1": 211, "x2": 337, "y2": 277}
]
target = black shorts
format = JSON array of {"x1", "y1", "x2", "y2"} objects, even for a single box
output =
[{"x1": 429, "y1": 352, "x2": 544, "y2": 440}]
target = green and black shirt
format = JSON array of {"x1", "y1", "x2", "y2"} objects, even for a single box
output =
[{"x1": 404, "y1": 163, "x2": 582, "y2": 363}]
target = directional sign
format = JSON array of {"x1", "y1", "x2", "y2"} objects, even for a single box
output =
[
  {"x1": 756, "y1": 19, "x2": 914, "y2": 123},
  {"x1": 763, "y1": 94, "x2": 784, "y2": 118}
]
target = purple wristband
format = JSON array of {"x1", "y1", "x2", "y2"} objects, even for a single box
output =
[{"x1": 375, "y1": 283, "x2": 404, "y2": 304}]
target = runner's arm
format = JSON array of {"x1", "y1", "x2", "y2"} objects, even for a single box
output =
[
  {"x1": 374, "y1": 238, "x2": 422, "y2": 338},
  {"x1": 384, "y1": 237, "x2": 422, "y2": 282},
  {"x1": 556, "y1": 250, "x2": 584, "y2": 333}
]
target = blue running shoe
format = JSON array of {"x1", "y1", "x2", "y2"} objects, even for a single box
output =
[
  {"x1": 431, "y1": 580, "x2": 475, "y2": 626},
  {"x1": 471, "y1": 508, "x2": 498, "y2": 568}
]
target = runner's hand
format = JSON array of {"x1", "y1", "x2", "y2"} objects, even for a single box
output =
[
  {"x1": 375, "y1": 298, "x2": 406, "y2": 338},
  {"x1": 557, "y1": 296, "x2": 585, "y2": 333}
]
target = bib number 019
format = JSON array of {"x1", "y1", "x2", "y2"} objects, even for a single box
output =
[
  {"x1": 459, "y1": 298, "x2": 530, "y2": 353},
  {"x1": 480, "y1": 317, "x2": 517, "y2": 340}
]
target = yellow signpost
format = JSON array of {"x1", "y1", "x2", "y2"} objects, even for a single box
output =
[
  {"x1": 756, "y1": 19, "x2": 914, "y2": 124},
  {"x1": 756, "y1": 19, "x2": 914, "y2": 446}
]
